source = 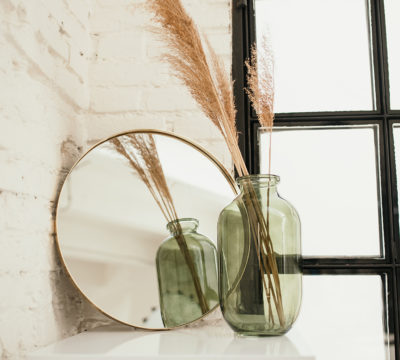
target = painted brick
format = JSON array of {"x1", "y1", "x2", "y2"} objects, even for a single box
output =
[
  {"x1": 184, "y1": 2, "x2": 231, "y2": 30},
  {"x1": 0, "y1": 229, "x2": 56, "y2": 274},
  {"x1": 165, "y1": 112, "x2": 220, "y2": 141},
  {"x1": 207, "y1": 33, "x2": 232, "y2": 57},
  {"x1": 144, "y1": 87, "x2": 199, "y2": 112},
  {"x1": 0, "y1": 0, "x2": 96, "y2": 358},
  {"x1": 90, "y1": 86, "x2": 143, "y2": 112},
  {"x1": 83, "y1": 112, "x2": 168, "y2": 141},
  {"x1": 1, "y1": 23, "x2": 89, "y2": 109},
  {"x1": 0, "y1": 0, "x2": 233, "y2": 358},
  {"x1": 94, "y1": 0, "x2": 144, "y2": 8},
  {"x1": 95, "y1": 30, "x2": 146, "y2": 60},
  {"x1": 90, "y1": 2, "x2": 149, "y2": 33},
  {"x1": 63, "y1": 0, "x2": 90, "y2": 29},
  {"x1": 90, "y1": 61, "x2": 172, "y2": 87},
  {"x1": 69, "y1": 43, "x2": 90, "y2": 83}
]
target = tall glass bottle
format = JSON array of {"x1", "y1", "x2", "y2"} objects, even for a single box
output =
[
  {"x1": 218, "y1": 175, "x2": 302, "y2": 336},
  {"x1": 156, "y1": 218, "x2": 218, "y2": 328}
]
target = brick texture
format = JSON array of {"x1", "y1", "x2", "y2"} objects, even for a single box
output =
[
  {"x1": 0, "y1": 0, "x2": 232, "y2": 358},
  {"x1": 87, "y1": 0, "x2": 232, "y2": 170}
]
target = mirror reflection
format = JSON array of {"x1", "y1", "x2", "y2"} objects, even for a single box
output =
[{"x1": 56, "y1": 131, "x2": 236, "y2": 329}]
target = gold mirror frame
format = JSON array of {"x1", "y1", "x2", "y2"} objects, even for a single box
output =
[{"x1": 54, "y1": 129, "x2": 238, "y2": 330}]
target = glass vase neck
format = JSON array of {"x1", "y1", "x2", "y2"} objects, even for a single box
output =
[
  {"x1": 166, "y1": 218, "x2": 199, "y2": 235},
  {"x1": 236, "y1": 174, "x2": 280, "y2": 191}
]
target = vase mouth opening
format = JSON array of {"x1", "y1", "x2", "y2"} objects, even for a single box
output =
[
  {"x1": 236, "y1": 174, "x2": 280, "y2": 187},
  {"x1": 166, "y1": 218, "x2": 199, "y2": 233}
]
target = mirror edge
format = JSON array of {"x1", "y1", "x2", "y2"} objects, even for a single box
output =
[{"x1": 53, "y1": 129, "x2": 238, "y2": 331}]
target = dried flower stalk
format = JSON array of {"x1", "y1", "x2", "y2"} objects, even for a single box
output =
[
  {"x1": 146, "y1": 0, "x2": 284, "y2": 326},
  {"x1": 146, "y1": 0, "x2": 247, "y2": 177},
  {"x1": 246, "y1": 37, "x2": 275, "y2": 129},
  {"x1": 245, "y1": 38, "x2": 285, "y2": 324},
  {"x1": 110, "y1": 134, "x2": 209, "y2": 314}
]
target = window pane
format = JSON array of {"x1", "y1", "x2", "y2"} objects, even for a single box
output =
[
  {"x1": 289, "y1": 275, "x2": 392, "y2": 360},
  {"x1": 385, "y1": 0, "x2": 400, "y2": 109},
  {"x1": 393, "y1": 125, "x2": 400, "y2": 228},
  {"x1": 255, "y1": 0, "x2": 375, "y2": 113},
  {"x1": 259, "y1": 125, "x2": 382, "y2": 257}
]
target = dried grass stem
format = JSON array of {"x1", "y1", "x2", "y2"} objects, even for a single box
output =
[{"x1": 111, "y1": 134, "x2": 209, "y2": 314}]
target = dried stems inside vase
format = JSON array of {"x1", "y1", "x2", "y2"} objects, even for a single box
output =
[
  {"x1": 147, "y1": 0, "x2": 284, "y2": 325},
  {"x1": 110, "y1": 134, "x2": 209, "y2": 314}
]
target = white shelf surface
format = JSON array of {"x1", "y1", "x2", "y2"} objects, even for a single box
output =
[{"x1": 27, "y1": 321, "x2": 315, "y2": 359}]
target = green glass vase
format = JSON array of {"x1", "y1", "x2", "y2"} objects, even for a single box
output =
[
  {"x1": 156, "y1": 218, "x2": 218, "y2": 328},
  {"x1": 218, "y1": 175, "x2": 302, "y2": 336}
]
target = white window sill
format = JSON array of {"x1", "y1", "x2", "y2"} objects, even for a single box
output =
[{"x1": 27, "y1": 320, "x2": 314, "y2": 359}]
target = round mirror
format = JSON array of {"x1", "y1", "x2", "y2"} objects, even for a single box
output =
[{"x1": 55, "y1": 130, "x2": 236, "y2": 329}]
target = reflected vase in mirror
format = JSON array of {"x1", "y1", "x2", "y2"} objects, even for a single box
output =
[
  {"x1": 218, "y1": 175, "x2": 302, "y2": 336},
  {"x1": 55, "y1": 130, "x2": 237, "y2": 329},
  {"x1": 156, "y1": 218, "x2": 218, "y2": 328}
]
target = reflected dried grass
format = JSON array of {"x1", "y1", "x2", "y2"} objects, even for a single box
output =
[{"x1": 110, "y1": 134, "x2": 209, "y2": 314}]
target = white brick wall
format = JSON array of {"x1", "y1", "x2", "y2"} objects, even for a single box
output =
[
  {"x1": 87, "y1": 0, "x2": 232, "y2": 168},
  {"x1": 0, "y1": 0, "x2": 232, "y2": 358}
]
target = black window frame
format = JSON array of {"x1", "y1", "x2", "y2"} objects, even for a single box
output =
[{"x1": 232, "y1": 0, "x2": 400, "y2": 357}]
